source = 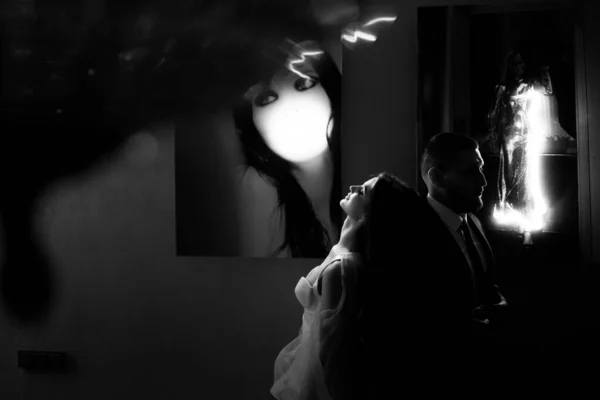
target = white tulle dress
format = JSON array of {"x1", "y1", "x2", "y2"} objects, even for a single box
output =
[{"x1": 270, "y1": 253, "x2": 364, "y2": 400}]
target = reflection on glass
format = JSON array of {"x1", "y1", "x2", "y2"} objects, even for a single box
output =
[
  {"x1": 418, "y1": 4, "x2": 582, "y2": 254},
  {"x1": 486, "y1": 50, "x2": 576, "y2": 234}
]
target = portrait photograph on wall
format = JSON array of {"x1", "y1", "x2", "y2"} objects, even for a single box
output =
[
  {"x1": 175, "y1": 40, "x2": 343, "y2": 258},
  {"x1": 417, "y1": 3, "x2": 586, "y2": 262},
  {"x1": 0, "y1": 0, "x2": 358, "y2": 324}
]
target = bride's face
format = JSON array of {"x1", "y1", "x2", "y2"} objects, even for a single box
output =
[
  {"x1": 249, "y1": 68, "x2": 332, "y2": 163},
  {"x1": 339, "y1": 177, "x2": 378, "y2": 219}
]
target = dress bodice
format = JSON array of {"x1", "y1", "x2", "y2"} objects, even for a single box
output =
[{"x1": 271, "y1": 252, "x2": 364, "y2": 400}]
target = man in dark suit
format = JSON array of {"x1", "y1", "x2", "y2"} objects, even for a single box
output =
[
  {"x1": 419, "y1": 132, "x2": 508, "y2": 338},
  {"x1": 414, "y1": 132, "x2": 509, "y2": 390},
  {"x1": 362, "y1": 134, "x2": 509, "y2": 397}
]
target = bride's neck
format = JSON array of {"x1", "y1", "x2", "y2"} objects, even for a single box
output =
[{"x1": 335, "y1": 216, "x2": 361, "y2": 252}]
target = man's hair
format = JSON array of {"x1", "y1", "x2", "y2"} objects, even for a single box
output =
[{"x1": 420, "y1": 132, "x2": 478, "y2": 179}]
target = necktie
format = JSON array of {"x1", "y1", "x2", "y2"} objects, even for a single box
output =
[{"x1": 459, "y1": 216, "x2": 484, "y2": 304}]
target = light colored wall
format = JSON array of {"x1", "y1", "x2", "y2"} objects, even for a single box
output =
[{"x1": 1, "y1": 130, "x2": 311, "y2": 399}]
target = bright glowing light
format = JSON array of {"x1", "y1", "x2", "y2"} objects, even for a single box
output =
[
  {"x1": 288, "y1": 50, "x2": 324, "y2": 80},
  {"x1": 341, "y1": 15, "x2": 397, "y2": 45},
  {"x1": 493, "y1": 87, "x2": 549, "y2": 235},
  {"x1": 363, "y1": 16, "x2": 397, "y2": 27},
  {"x1": 341, "y1": 30, "x2": 377, "y2": 43}
]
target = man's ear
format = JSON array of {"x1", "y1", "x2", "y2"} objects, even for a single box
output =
[{"x1": 427, "y1": 167, "x2": 445, "y2": 189}]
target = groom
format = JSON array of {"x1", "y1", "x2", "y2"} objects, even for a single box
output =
[
  {"x1": 411, "y1": 132, "x2": 511, "y2": 390},
  {"x1": 369, "y1": 133, "x2": 509, "y2": 395},
  {"x1": 418, "y1": 132, "x2": 508, "y2": 341}
]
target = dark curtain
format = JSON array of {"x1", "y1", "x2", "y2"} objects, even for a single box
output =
[{"x1": 416, "y1": 6, "x2": 469, "y2": 193}]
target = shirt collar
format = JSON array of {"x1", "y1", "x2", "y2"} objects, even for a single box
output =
[{"x1": 427, "y1": 194, "x2": 465, "y2": 232}]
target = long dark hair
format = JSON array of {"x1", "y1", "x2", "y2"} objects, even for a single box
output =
[
  {"x1": 357, "y1": 172, "x2": 426, "y2": 334},
  {"x1": 233, "y1": 43, "x2": 341, "y2": 258},
  {"x1": 325, "y1": 172, "x2": 425, "y2": 398}
]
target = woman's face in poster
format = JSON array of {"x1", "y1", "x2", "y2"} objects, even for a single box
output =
[{"x1": 249, "y1": 68, "x2": 332, "y2": 163}]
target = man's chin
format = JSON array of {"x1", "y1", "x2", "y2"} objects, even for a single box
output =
[{"x1": 466, "y1": 198, "x2": 484, "y2": 213}]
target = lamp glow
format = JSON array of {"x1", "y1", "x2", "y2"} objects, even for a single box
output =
[{"x1": 493, "y1": 87, "x2": 549, "y2": 237}]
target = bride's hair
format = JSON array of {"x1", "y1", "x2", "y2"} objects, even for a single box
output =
[
  {"x1": 359, "y1": 172, "x2": 423, "y2": 267},
  {"x1": 323, "y1": 172, "x2": 424, "y2": 397},
  {"x1": 356, "y1": 171, "x2": 425, "y2": 340}
]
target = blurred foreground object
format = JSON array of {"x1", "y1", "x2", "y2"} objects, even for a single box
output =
[{"x1": 0, "y1": 0, "x2": 362, "y2": 324}]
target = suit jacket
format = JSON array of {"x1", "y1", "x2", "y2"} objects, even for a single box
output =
[
  {"x1": 377, "y1": 195, "x2": 505, "y2": 349},
  {"x1": 363, "y1": 197, "x2": 507, "y2": 396}
]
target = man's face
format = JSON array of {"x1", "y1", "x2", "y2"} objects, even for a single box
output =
[{"x1": 441, "y1": 148, "x2": 487, "y2": 214}]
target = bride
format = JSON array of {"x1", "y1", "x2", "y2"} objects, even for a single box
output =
[{"x1": 270, "y1": 172, "x2": 423, "y2": 400}]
